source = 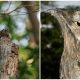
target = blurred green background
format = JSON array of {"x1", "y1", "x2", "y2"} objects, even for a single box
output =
[
  {"x1": 41, "y1": 10, "x2": 63, "y2": 79},
  {"x1": 0, "y1": 1, "x2": 39, "y2": 79}
]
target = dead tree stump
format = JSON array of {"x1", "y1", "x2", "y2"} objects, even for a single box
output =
[{"x1": 0, "y1": 29, "x2": 19, "y2": 79}]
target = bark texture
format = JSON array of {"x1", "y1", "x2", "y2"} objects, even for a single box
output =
[
  {"x1": 49, "y1": 9, "x2": 80, "y2": 79},
  {"x1": 0, "y1": 29, "x2": 18, "y2": 79},
  {"x1": 22, "y1": 1, "x2": 39, "y2": 45}
]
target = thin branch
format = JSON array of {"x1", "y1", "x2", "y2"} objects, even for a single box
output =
[
  {"x1": 0, "y1": 8, "x2": 39, "y2": 17},
  {"x1": 0, "y1": 3, "x2": 39, "y2": 16},
  {"x1": 0, "y1": 9, "x2": 39, "y2": 17},
  {"x1": 7, "y1": 4, "x2": 22, "y2": 15},
  {"x1": 9, "y1": 9, "x2": 39, "y2": 16},
  {"x1": 16, "y1": 7, "x2": 39, "y2": 13},
  {"x1": 7, "y1": 4, "x2": 39, "y2": 15},
  {"x1": 5, "y1": 1, "x2": 12, "y2": 12}
]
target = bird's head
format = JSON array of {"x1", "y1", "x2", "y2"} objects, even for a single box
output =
[{"x1": 48, "y1": 8, "x2": 80, "y2": 41}]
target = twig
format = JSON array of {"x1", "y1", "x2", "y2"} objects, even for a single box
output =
[
  {"x1": 7, "y1": 4, "x2": 22, "y2": 15},
  {"x1": 0, "y1": 3, "x2": 39, "y2": 16},
  {"x1": 7, "y1": 4, "x2": 39, "y2": 15},
  {"x1": 5, "y1": 1, "x2": 12, "y2": 12},
  {"x1": 9, "y1": 9, "x2": 39, "y2": 16}
]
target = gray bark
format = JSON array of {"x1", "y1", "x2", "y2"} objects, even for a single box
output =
[
  {"x1": 48, "y1": 9, "x2": 80, "y2": 79},
  {"x1": 0, "y1": 29, "x2": 19, "y2": 79}
]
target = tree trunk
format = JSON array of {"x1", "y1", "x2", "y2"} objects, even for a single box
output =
[
  {"x1": 0, "y1": 29, "x2": 18, "y2": 79},
  {"x1": 49, "y1": 9, "x2": 80, "y2": 79},
  {"x1": 22, "y1": 1, "x2": 39, "y2": 45}
]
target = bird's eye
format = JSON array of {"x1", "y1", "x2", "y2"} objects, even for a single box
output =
[{"x1": 75, "y1": 21, "x2": 80, "y2": 26}]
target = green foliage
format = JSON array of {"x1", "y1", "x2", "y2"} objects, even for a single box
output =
[
  {"x1": 1, "y1": 15, "x2": 17, "y2": 39},
  {"x1": 18, "y1": 46, "x2": 39, "y2": 79}
]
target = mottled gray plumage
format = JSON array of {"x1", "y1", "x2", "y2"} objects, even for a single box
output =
[{"x1": 49, "y1": 8, "x2": 80, "y2": 79}]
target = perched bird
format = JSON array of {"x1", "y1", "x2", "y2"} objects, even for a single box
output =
[
  {"x1": 0, "y1": 29, "x2": 19, "y2": 79},
  {"x1": 48, "y1": 8, "x2": 80, "y2": 79}
]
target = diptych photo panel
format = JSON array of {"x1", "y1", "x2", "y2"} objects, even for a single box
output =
[
  {"x1": 0, "y1": 1, "x2": 39, "y2": 79},
  {"x1": 0, "y1": 0, "x2": 80, "y2": 79},
  {"x1": 41, "y1": 1, "x2": 80, "y2": 79}
]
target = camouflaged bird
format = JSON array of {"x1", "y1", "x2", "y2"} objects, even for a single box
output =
[
  {"x1": 48, "y1": 8, "x2": 80, "y2": 79},
  {"x1": 0, "y1": 29, "x2": 19, "y2": 79}
]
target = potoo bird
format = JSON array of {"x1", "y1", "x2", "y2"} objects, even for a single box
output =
[
  {"x1": 0, "y1": 29, "x2": 19, "y2": 79},
  {"x1": 48, "y1": 8, "x2": 80, "y2": 79}
]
